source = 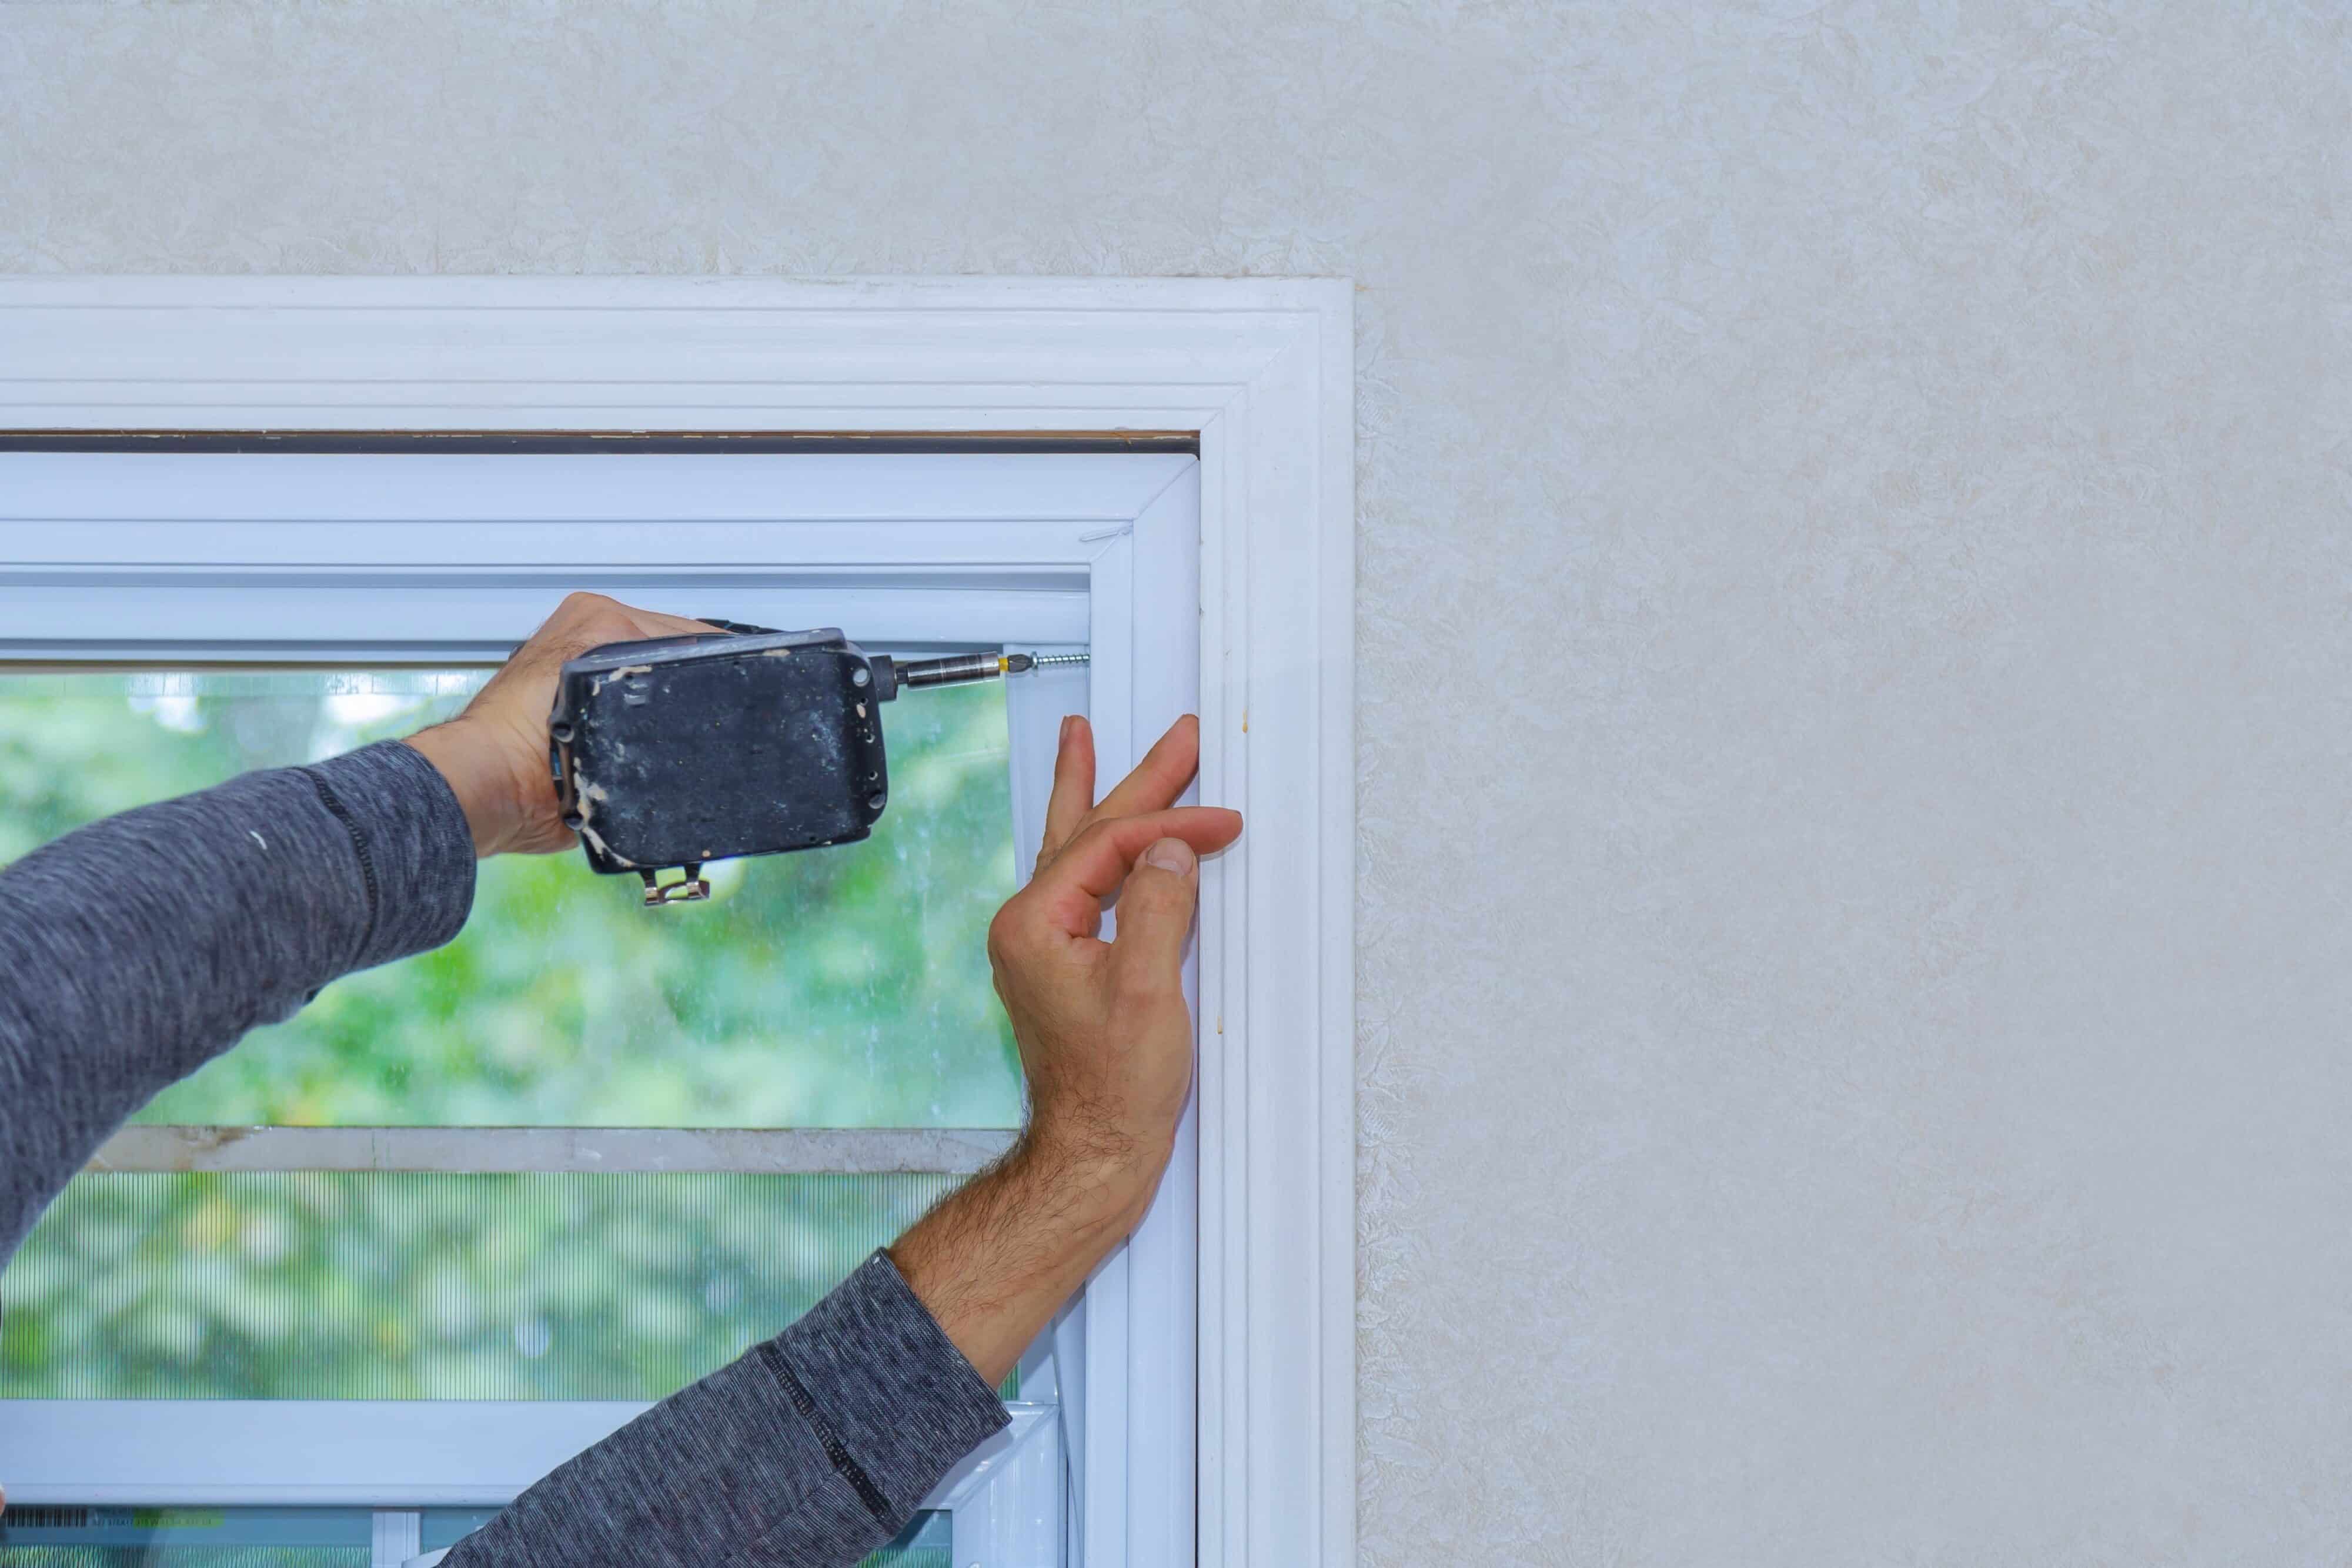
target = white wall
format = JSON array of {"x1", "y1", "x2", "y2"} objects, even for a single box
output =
[{"x1": 8, "y1": 2, "x2": 2350, "y2": 1560}]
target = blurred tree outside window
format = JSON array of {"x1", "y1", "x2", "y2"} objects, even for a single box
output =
[{"x1": 0, "y1": 670, "x2": 1022, "y2": 1403}]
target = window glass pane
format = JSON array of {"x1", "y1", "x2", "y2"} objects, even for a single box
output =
[
  {"x1": 416, "y1": 1512, "x2": 502, "y2": 1552},
  {"x1": 0, "y1": 670, "x2": 1023, "y2": 1128},
  {"x1": 863, "y1": 1511, "x2": 953, "y2": 1567},
  {"x1": 0, "y1": 1172, "x2": 960, "y2": 1400}
]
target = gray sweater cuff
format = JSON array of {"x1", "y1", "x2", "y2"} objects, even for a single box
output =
[
  {"x1": 446, "y1": 1252, "x2": 1010, "y2": 1568},
  {"x1": 771, "y1": 1251, "x2": 1014, "y2": 1516},
  {"x1": 298, "y1": 740, "x2": 477, "y2": 972}
]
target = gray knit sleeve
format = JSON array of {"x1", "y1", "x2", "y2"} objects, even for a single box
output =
[
  {"x1": 0, "y1": 739, "x2": 476, "y2": 1258},
  {"x1": 442, "y1": 1252, "x2": 1012, "y2": 1568}
]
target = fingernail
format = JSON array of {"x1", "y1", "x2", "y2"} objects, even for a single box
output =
[
  {"x1": 1059, "y1": 715, "x2": 1074, "y2": 744},
  {"x1": 1145, "y1": 837, "x2": 1194, "y2": 874}
]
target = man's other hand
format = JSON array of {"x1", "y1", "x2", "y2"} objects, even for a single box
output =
[
  {"x1": 993, "y1": 713, "x2": 1241, "y2": 1208},
  {"x1": 405, "y1": 593, "x2": 717, "y2": 858},
  {"x1": 891, "y1": 713, "x2": 1241, "y2": 1384}
]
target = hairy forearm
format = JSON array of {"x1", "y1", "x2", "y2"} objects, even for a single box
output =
[{"x1": 888, "y1": 1131, "x2": 1164, "y2": 1385}]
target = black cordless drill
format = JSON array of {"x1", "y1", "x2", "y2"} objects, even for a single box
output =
[{"x1": 547, "y1": 623, "x2": 1080, "y2": 904}]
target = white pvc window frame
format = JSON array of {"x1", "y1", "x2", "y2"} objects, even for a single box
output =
[
  {"x1": 4, "y1": 1405, "x2": 1061, "y2": 1568},
  {"x1": 0, "y1": 276, "x2": 1357, "y2": 1568},
  {"x1": 0, "y1": 450, "x2": 1194, "y2": 1567}
]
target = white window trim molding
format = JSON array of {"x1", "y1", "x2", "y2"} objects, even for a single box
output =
[{"x1": 0, "y1": 276, "x2": 1358, "y2": 1568}]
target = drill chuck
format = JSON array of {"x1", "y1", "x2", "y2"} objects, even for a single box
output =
[
  {"x1": 899, "y1": 651, "x2": 1015, "y2": 688},
  {"x1": 889, "y1": 650, "x2": 1088, "y2": 691}
]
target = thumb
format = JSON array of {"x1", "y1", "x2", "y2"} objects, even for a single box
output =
[{"x1": 1110, "y1": 837, "x2": 1200, "y2": 986}]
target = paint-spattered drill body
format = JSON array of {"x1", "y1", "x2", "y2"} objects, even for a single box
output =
[
  {"x1": 549, "y1": 624, "x2": 1074, "y2": 904},
  {"x1": 549, "y1": 627, "x2": 890, "y2": 902}
]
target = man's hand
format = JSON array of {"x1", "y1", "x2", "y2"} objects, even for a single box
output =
[
  {"x1": 405, "y1": 592, "x2": 717, "y2": 858},
  {"x1": 995, "y1": 713, "x2": 1240, "y2": 1204},
  {"x1": 890, "y1": 713, "x2": 1241, "y2": 1384}
]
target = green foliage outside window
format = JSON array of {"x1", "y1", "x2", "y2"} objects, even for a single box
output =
[
  {"x1": 0, "y1": 671, "x2": 1023, "y2": 1400},
  {"x1": 0, "y1": 670, "x2": 1024, "y2": 1128}
]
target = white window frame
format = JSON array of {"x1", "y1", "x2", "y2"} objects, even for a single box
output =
[
  {"x1": 6, "y1": 1404, "x2": 1061, "y2": 1568},
  {"x1": 0, "y1": 450, "x2": 1183, "y2": 1567},
  {"x1": 0, "y1": 276, "x2": 1357, "y2": 1568}
]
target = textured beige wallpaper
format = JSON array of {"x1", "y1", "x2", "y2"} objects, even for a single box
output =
[{"x1": 8, "y1": 2, "x2": 2352, "y2": 1560}]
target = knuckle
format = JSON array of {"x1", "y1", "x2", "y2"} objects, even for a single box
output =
[
  {"x1": 560, "y1": 590, "x2": 619, "y2": 618},
  {"x1": 1110, "y1": 965, "x2": 1182, "y2": 1014},
  {"x1": 1127, "y1": 873, "x2": 1191, "y2": 910},
  {"x1": 986, "y1": 904, "x2": 1033, "y2": 958}
]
